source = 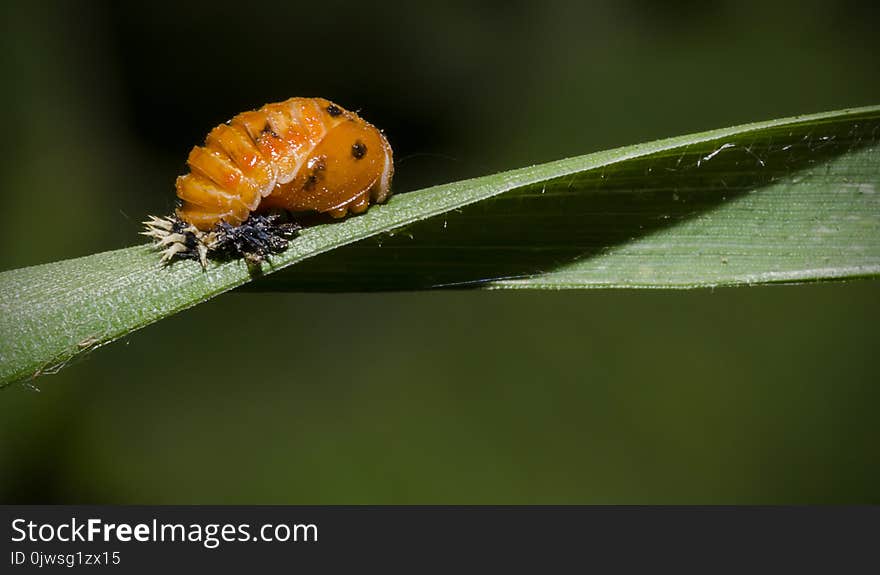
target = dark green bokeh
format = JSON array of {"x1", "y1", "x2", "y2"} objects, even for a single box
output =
[{"x1": 1, "y1": 0, "x2": 878, "y2": 503}]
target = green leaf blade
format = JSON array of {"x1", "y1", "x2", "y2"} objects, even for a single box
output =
[{"x1": 2, "y1": 105, "x2": 879, "y2": 386}]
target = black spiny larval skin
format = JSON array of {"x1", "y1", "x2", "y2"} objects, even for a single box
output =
[
  {"x1": 209, "y1": 214, "x2": 302, "y2": 263},
  {"x1": 143, "y1": 212, "x2": 301, "y2": 267}
]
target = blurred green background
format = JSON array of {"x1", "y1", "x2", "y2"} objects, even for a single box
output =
[{"x1": 1, "y1": 0, "x2": 878, "y2": 503}]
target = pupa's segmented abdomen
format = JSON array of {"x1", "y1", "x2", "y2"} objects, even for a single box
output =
[{"x1": 175, "y1": 98, "x2": 347, "y2": 231}]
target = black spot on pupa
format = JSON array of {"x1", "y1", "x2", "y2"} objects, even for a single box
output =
[
  {"x1": 303, "y1": 174, "x2": 318, "y2": 190},
  {"x1": 326, "y1": 105, "x2": 342, "y2": 117},
  {"x1": 261, "y1": 124, "x2": 279, "y2": 138},
  {"x1": 351, "y1": 141, "x2": 367, "y2": 159},
  {"x1": 303, "y1": 156, "x2": 327, "y2": 190}
]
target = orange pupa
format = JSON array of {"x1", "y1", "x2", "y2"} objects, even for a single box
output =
[{"x1": 144, "y1": 97, "x2": 393, "y2": 265}]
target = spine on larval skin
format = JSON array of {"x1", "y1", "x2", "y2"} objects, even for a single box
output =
[{"x1": 175, "y1": 98, "x2": 331, "y2": 231}]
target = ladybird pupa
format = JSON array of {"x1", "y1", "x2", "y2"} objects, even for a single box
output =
[{"x1": 143, "y1": 97, "x2": 394, "y2": 266}]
